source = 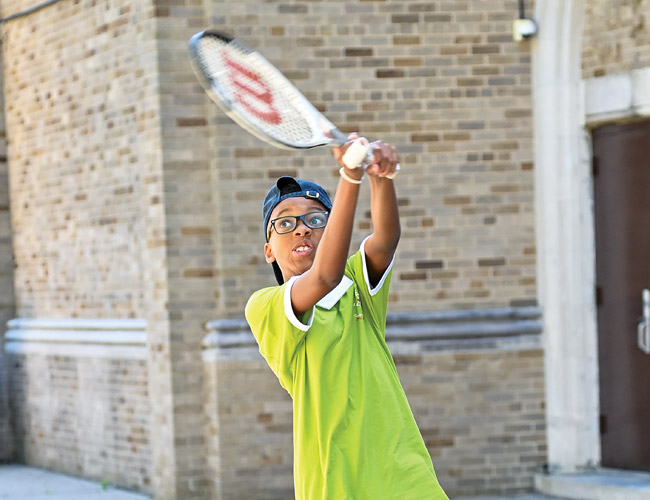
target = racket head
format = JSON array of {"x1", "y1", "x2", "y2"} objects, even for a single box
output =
[{"x1": 189, "y1": 30, "x2": 345, "y2": 150}]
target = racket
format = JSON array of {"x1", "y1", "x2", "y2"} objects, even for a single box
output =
[{"x1": 188, "y1": 30, "x2": 397, "y2": 173}]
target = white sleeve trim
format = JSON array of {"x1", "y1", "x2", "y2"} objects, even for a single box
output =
[
  {"x1": 360, "y1": 235, "x2": 395, "y2": 296},
  {"x1": 316, "y1": 276, "x2": 353, "y2": 310},
  {"x1": 284, "y1": 276, "x2": 314, "y2": 332}
]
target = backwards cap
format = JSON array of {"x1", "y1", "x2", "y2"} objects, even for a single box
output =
[{"x1": 262, "y1": 176, "x2": 333, "y2": 285}]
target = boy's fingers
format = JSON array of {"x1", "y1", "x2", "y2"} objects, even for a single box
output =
[
  {"x1": 332, "y1": 133, "x2": 362, "y2": 167},
  {"x1": 365, "y1": 163, "x2": 381, "y2": 175},
  {"x1": 335, "y1": 137, "x2": 399, "y2": 174},
  {"x1": 367, "y1": 141, "x2": 399, "y2": 177}
]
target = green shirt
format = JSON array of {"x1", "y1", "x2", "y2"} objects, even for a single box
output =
[{"x1": 245, "y1": 238, "x2": 448, "y2": 500}]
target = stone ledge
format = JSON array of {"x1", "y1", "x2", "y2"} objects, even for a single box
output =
[
  {"x1": 203, "y1": 306, "x2": 543, "y2": 351},
  {"x1": 386, "y1": 306, "x2": 542, "y2": 339},
  {"x1": 535, "y1": 469, "x2": 650, "y2": 500},
  {"x1": 3, "y1": 318, "x2": 148, "y2": 359}
]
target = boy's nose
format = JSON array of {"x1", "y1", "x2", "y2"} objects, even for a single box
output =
[{"x1": 294, "y1": 220, "x2": 311, "y2": 235}]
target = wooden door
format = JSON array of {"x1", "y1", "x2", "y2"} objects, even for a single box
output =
[{"x1": 593, "y1": 120, "x2": 650, "y2": 472}]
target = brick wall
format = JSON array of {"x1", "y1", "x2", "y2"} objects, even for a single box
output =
[
  {"x1": 204, "y1": 337, "x2": 546, "y2": 499},
  {"x1": 0, "y1": 0, "x2": 168, "y2": 494},
  {"x1": 400, "y1": 347, "x2": 546, "y2": 495},
  {"x1": 205, "y1": 352, "x2": 294, "y2": 500},
  {"x1": 0, "y1": 53, "x2": 15, "y2": 462},
  {"x1": 1, "y1": 0, "x2": 152, "y2": 319},
  {"x1": 209, "y1": 0, "x2": 537, "y2": 317},
  {"x1": 583, "y1": 0, "x2": 650, "y2": 78},
  {"x1": 152, "y1": 2, "x2": 217, "y2": 498},
  {"x1": 1, "y1": 0, "x2": 540, "y2": 497},
  {"x1": 7, "y1": 351, "x2": 151, "y2": 491},
  {"x1": 2, "y1": 0, "x2": 218, "y2": 496}
]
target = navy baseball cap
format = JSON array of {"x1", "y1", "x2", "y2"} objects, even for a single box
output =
[{"x1": 263, "y1": 176, "x2": 333, "y2": 285}]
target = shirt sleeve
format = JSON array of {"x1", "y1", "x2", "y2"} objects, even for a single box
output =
[
  {"x1": 244, "y1": 278, "x2": 315, "y2": 396},
  {"x1": 345, "y1": 235, "x2": 395, "y2": 334}
]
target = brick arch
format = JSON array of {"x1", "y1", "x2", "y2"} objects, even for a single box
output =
[{"x1": 532, "y1": 0, "x2": 601, "y2": 472}]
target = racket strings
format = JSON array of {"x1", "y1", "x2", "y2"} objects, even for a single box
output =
[{"x1": 195, "y1": 37, "x2": 320, "y2": 147}]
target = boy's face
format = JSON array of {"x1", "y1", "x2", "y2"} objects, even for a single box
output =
[{"x1": 264, "y1": 196, "x2": 328, "y2": 283}]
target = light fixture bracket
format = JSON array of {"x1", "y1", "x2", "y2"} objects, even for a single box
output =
[{"x1": 513, "y1": 18, "x2": 538, "y2": 42}]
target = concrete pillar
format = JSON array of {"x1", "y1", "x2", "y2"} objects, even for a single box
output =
[{"x1": 532, "y1": 0, "x2": 601, "y2": 471}]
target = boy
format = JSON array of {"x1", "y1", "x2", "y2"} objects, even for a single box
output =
[{"x1": 245, "y1": 137, "x2": 448, "y2": 500}]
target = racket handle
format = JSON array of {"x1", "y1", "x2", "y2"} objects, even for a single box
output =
[
  {"x1": 341, "y1": 137, "x2": 401, "y2": 179},
  {"x1": 341, "y1": 137, "x2": 371, "y2": 169}
]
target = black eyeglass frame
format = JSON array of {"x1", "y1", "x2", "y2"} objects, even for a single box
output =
[{"x1": 268, "y1": 210, "x2": 329, "y2": 238}]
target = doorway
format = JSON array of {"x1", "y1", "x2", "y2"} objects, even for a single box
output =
[{"x1": 592, "y1": 119, "x2": 650, "y2": 472}]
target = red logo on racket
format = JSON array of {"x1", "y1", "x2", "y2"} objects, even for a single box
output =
[{"x1": 222, "y1": 53, "x2": 282, "y2": 125}]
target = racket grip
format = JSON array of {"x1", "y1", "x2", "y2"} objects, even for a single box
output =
[{"x1": 341, "y1": 137, "x2": 371, "y2": 169}]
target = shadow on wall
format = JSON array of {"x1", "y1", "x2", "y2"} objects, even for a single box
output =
[{"x1": 0, "y1": 53, "x2": 16, "y2": 462}]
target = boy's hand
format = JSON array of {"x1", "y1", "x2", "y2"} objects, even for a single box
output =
[
  {"x1": 332, "y1": 133, "x2": 364, "y2": 180},
  {"x1": 333, "y1": 135, "x2": 399, "y2": 179},
  {"x1": 366, "y1": 141, "x2": 399, "y2": 178}
]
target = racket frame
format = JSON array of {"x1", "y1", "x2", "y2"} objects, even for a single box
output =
[
  {"x1": 188, "y1": 30, "x2": 350, "y2": 150},
  {"x1": 189, "y1": 30, "x2": 393, "y2": 172}
]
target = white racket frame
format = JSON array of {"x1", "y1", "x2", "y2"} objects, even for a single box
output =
[{"x1": 189, "y1": 30, "x2": 394, "y2": 172}]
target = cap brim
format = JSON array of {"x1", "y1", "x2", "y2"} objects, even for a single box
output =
[{"x1": 272, "y1": 261, "x2": 284, "y2": 285}]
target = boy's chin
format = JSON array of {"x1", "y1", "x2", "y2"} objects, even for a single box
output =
[{"x1": 292, "y1": 260, "x2": 315, "y2": 277}]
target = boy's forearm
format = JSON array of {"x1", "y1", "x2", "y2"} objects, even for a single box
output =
[
  {"x1": 310, "y1": 177, "x2": 360, "y2": 286},
  {"x1": 289, "y1": 175, "x2": 360, "y2": 315},
  {"x1": 362, "y1": 176, "x2": 400, "y2": 286},
  {"x1": 368, "y1": 176, "x2": 401, "y2": 253},
  {"x1": 290, "y1": 138, "x2": 397, "y2": 313}
]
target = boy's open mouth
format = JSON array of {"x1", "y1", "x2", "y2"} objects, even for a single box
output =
[{"x1": 293, "y1": 241, "x2": 314, "y2": 257}]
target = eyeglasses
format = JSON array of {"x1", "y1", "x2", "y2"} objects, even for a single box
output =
[{"x1": 269, "y1": 211, "x2": 329, "y2": 237}]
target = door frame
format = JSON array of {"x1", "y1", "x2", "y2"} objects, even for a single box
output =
[{"x1": 533, "y1": 0, "x2": 650, "y2": 473}]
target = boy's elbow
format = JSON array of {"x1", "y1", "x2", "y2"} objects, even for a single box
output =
[
  {"x1": 376, "y1": 227, "x2": 401, "y2": 255},
  {"x1": 389, "y1": 222, "x2": 401, "y2": 251},
  {"x1": 313, "y1": 269, "x2": 345, "y2": 293},
  {"x1": 393, "y1": 224, "x2": 401, "y2": 247},
  {"x1": 322, "y1": 273, "x2": 346, "y2": 291}
]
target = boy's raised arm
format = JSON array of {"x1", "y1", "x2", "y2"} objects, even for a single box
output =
[
  {"x1": 289, "y1": 140, "x2": 365, "y2": 315},
  {"x1": 362, "y1": 143, "x2": 401, "y2": 287},
  {"x1": 290, "y1": 139, "x2": 399, "y2": 315}
]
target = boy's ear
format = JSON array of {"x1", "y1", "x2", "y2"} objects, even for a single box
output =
[{"x1": 264, "y1": 243, "x2": 276, "y2": 264}]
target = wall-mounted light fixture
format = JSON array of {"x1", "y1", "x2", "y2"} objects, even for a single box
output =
[{"x1": 513, "y1": 0, "x2": 538, "y2": 42}]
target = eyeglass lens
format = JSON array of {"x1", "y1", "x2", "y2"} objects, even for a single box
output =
[{"x1": 273, "y1": 211, "x2": 328, "y2": 234}]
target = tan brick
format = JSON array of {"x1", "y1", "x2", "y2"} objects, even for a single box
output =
[{"x1": 0, "y1": 0, "x2": 555, "y2": 496}]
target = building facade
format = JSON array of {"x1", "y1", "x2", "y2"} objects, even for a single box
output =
[{"x1": 1, "y1": 0, "x2": 649, "y2": 499}]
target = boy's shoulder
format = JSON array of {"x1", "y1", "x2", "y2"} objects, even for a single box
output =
[
  {"x1": 245, "y1": 284, "x2": 288, "y2": 333},
  {"x1": 245, "y1": 245, "x2": 378, "y2": 318},
  {"x1": 246, "y1": 283, "x2": 284, "y2": 313}
]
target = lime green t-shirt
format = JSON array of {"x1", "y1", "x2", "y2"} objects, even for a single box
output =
[{"x1": 245, "y1": 238, "x2": 448, "y2": 500}]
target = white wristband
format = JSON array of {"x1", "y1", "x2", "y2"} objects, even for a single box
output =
[{"x1": 339, "y1": 167, "x2": 363, "y2": 184}]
